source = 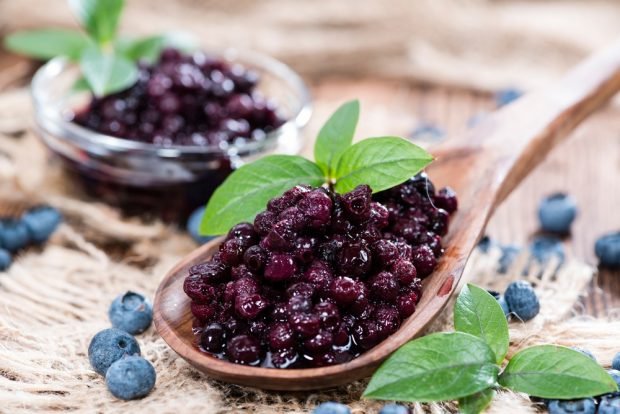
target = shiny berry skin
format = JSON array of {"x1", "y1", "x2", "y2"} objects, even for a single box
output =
[
  {"x1": 279, "y1": 207, "x2": 308, "y2": 231},
  {"x1": 372, "y1": 239, "x2": 399, "y2": 266},
  {"x1": 234, "y1": 294, "x2": 269, "y2": 320},
  {"x1": 287, "y1": 282, "x2": 315, "y2": 299},
  {"x1": 233, "y1": 277, "x2": 260, "y2": 297},
  {"x1": 391, "y1": 259, "x2": 417, "y2": 285},
  {"x1": 504, "y1": 280, "x2": 539, "y2": 321},
  {"x1": 261, "y1": 220, "x2": 296, "y2": 251},
  {"x1": 329, "y1": 277, "x2": 360, "y2": 307},
  {"x1": 338, "y1": 242, "x2": 372, "y2": 277},
  {"x1": 374, "y1": 306, "x2": 400, "y2": 335},
  {"x1": 287, "y1": 295, "x2": 313, "y2": 314},
  {"x1": 230, "y1": 264, "x2": 254, "y2": 280},
  {"x1": 270, "y1": 348, "x2": 299, "y2": 369},
  {"x1": 314, "y1": 302, "x2": 341, "y2": 331},
  {"x1": 228, "y1": 222, "x2": 257, "y2": 245},
  {"x1": 264, "y1": 253, "x2": 298, "y2": 282},
  {"x1": 191, "y1": 302, "x2": 217, "y2": 322},
  {"x1": 226, "y1": 335, "x2": 262, "y2": 365},
  {"x1": 253, "y1": 211, "x2": 277, "y2": 235},
  {"x1": 201, "y1": 323, "x2": 226, "y2": 353},
  {"x1": 289, "y1": 312, "x2": 321, "y2": 338},
  {"x1": 303, "y1": 330, "x2": 334, "y2": 354},
  {"x1": 294, "y1": 236, "x2": 316, "y2": 264},
  {"x1": 243, "y1": 245, "x2": 266, "y2": 272},
  {"x1": 368, "y1": 272, "x2": 399, "y2": 303},
  {"x1": 303, "y1": 260, "x2": 334, "y2": 296},
  {"x1": 397, "y1": 292, "x2": 418, "y2": 318},
  {"x1": 369, "y1": 202, "x2": 390, "y2": 229},
  {"x1": 341, "y1": 185, "x2": 372, "y2": 221},
  {"x1": 267, "y1": 322, "x2": 295, "y2": 351},
  {"x1": 219, "y1": 237, "x2": 246, "y2": 265},
  {"x1": 189, "y1": 261, "x2": 229, "y2": 282},
  {"x1": 411, "y1": 245, "x2": 437, "y2": 277},
  {"x1": 298, "y1": 189, "x2": 333, "y2": 228},
  {"x1": 183, "y1": 275, "x2": 217, "y2": 302},
  {"x1": 434, "y1": 187, "x2": 458, "y2": 214}
]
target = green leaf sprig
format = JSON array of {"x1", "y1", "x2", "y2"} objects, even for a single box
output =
[
  {"x1": 363, "y1": 284, "x2": 618, "y2": 413},
  {"x1": 200, "y1": 100, "x2": 434, "y2": 235},
  {"x1": 4, "y1": 0, "x2": 193, "y2": 96}
]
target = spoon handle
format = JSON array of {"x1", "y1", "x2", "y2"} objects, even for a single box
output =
[{"x1": 444, "y1": 38, "x2": 620, "y2": 207}]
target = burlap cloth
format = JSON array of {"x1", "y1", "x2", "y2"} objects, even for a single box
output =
[{"x1": 1, "y1": 1, "x2": 620, "y2": 412}]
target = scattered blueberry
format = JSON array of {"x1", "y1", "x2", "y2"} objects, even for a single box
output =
[
  {"x1": 494, "y1": 88, "x2": 523, "y2": 108},
  {"x1": 108, "y1": 291, "x2": 153, "y2": 335},
  {"x1": 105, "y1": 355, "x2": 156, "y2": 400},
  {"x1": 88, "y1": 328, "x2": 141, "y2": 375},
  {"x1": 379, "y1": 403, "x2": 410, "y2": 414},
  {"x1": 547, "y1": 398, "x2": 596, "y2": 414},
  {"x1": 0, "y1": 248, "x2": 11, "y2": 271},
  {"x1": 477, "y1": 235, "x2": 494, "y2": 253},
  {"x1": 504, "y1": 280, "x2": 539, "y2": 321},
  {"x1": 613, "y1": 352, "x2": 620, "y2": 371},
  {"x1": 186, "y1": 205, "x2": 216, "y2": 245},
  {"x1": 410, "y1": 122, "x2": 445, "y2": 141},
  {"x1": 570, "y1": 347, "x2": 596, "y2": 362},
  {"x1": 529, "y1": 236, "x2": 565, "y2": 268},
  {"x1": 498, "y1": 244, "x2": 521, "y2": 274},
  {"x1": 21, "y1": 206, "x2": 62, "y2": 243},
  {"x1": 497, "y1": 296, "x2": 510, "y2": 317},
  {"x1": 595, "y1": 232, "x2": 620, "y2": 269},
  {"x1": 0, "y1": 219, "x2": 30, "y2": 252},
  {"x1": 599, "y1": 396, "x2": 620, "y2": 414},
  {"x1": 538, "y1": 193, "x2": 577, "y2": 235},
  {"x1": 608, "y1": 369, "x2": 620, "y2": 388},
  {"x1": 312, "y1": 402, "x2": 351, "y2": 414}
]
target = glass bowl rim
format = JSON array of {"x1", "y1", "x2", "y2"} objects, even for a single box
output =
[{"x1": 31, "y1": 48, "x2": 312, "y2": 158}]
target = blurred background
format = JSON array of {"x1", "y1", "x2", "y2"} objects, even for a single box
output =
[{"x1": 0, "y1": 0, "x2": 619, "y2": 313}]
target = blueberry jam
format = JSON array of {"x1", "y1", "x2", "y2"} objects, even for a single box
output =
[
  {"x1": 72, "y1": 48, "x2": 284, "y2": 147},
  {"x1": 184, "y1": 173, "x2": 457, "y2": 368}
]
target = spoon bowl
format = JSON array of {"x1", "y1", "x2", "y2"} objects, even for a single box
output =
[{"x1": 154, "y1": 39, "x2": 620, "y2": 390}]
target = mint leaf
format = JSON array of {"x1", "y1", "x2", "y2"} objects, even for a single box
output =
[
  {"x1": 459, "y1": 388, "x2": 495, "y2": 414},
  {"x1": 69, "y1": 0, "x2": 124, "y2": 45},
  {"x1": 4, "y1": 29, "x2": 89, "y2": 60},
  {"x1": 80, "y1": 45, "x2": 137, "y2": 96},
  {"x1": 200, "y1": 155, "x2": 325, "y2": 236},
  {"x1": 116, "y1": 35, "x2": 167, "y2": 63},
  {"x1": 314, "y1": 100, "x2": 359, "y2": 177},
  {"x1": 499, "y1": 345, "x2": 618, "y2": 399},
  {"x1": 363, "y1": 332, "x2": 499, "y2": 402},
  {"x1": 454, "y1": 284, "x2": 509, "y2": 364},
  {"x1": 334, "y1": 137, "x2": 433, "y2": 194}
]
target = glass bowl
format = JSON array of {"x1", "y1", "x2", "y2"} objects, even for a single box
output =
[{"x1": 31, "y1": 49, "x2": 311, "y2": 222}]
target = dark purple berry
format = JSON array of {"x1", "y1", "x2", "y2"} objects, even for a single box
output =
[
  {"x1": 341, "y1": 185, "x2": 372, "y2": 221},
  {"x1": 201, "y1": 323, "x2": 226, "y2": 353},
  {"x1": 219, "y1": 238, "x2": 246, "y2": 265},
  {"x1": 234, "y1": 294, "x2": 269, "y2": 320},
  {"x1": 298, "y1": 189, "x2": 333, "y2": 228},
  {"x1": 226, "y1": 335, "x2": 262, "y2": 365},
  {"x1": 329, "y1": 277, "x2": 360, "y2": 307},
  {"x1": 288, "y1": 312, "x2": 321, "y2": 338},
  {"x1": 230, "y1": 264, "x2": 254, "y2": 280},
  {"x1": 254, "y1": 211, "x2": 277, "y2": 235},
  {"x1": 264, "y1": 253, "x2": 298, "y2": 282},
  {"x1": 338, "y1": 242, "x2": 372, "y2": 277},
  {"x1": 391, "y1": 259, "x2": 417, "y2": 285},
  {"x1": 372, "y1": 239, "x2": 399, "y2": 266},
  {"x1": 191, "y1": 302, "x2": 217, "y2": 322},
  {"x1": 243, "y1": 245, "x2": 267, "y2": 272},
  {"x1": 228, "y1": 222, "x2": 257, "y2": 245},
  {"x1": 183, "y1": 275, "x2": 216, "y2": 302},
  {"x1": 303, "y1": 330, "x2": 334, "y2": 354},
  {"x1": 287, "y1": 295, "x2": 313, "y2": 314},
  {"x1": 261, "y1": 220, "x2": 296, "y2": 251},
  {"x1": 411, "y1": 245, "x2": 437, "y2": 277},
  {"x1": 368, "y1": 272, "x2": 399, "y2": 303},
  {"x1": 294, "y1": 236, "x2": 316, "y2": 264},
  {"x1": 189, "y1": 261, "x2": 229, "y2": 282},
  {"x1": 267, "y1": 322, "x2": 295, "y2": 351},
  {"x1": 270, "y1": 348, "x2": 299, "y2": 368},
  {"x1": 397, "y1": 292, "x2": 418, "y2": 318},
  {"x1": 303, "y1": 260, "x2": 334, "y2": 296},
  {"x1": 369, "y1": 202, "x2": 390, "y2": 229},
  {"x1": 434, "y1": 187, "x2": 458, "y2": 214},
  {"x1": 314, "y1": 302, "x2": 341, "y2": 332}
]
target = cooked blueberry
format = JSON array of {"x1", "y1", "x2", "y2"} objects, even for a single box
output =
[
  {"x1": 105, "y1": 356, "x2": 156, "y2": 400},
  {"x1": 538, "y1": 192, "x2": 578, "y2": 234},
  {"x1": 226, "y1": 335, "x2": 262, "y2": 365},
  {"x1": 88, "y1": 328, "x2": 141, "y2": 375},
  {"x1": 504, "y1": 281, "x2": 539, "y2": 321},
  {"x1": 201, "y1": 323, "x2": 227, "y2": 353},
  {"x1": 595, "y1": 232, "x2": 620, "y2": 269},
  {"x1": 108, "y1": 291, "x2": 153, "y2": 335}
]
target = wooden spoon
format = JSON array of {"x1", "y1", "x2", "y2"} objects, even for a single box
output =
[{"x1": 154, "y1": 40, "x2": 620, "y2": 391}]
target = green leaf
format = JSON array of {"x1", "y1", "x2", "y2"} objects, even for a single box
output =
[
  {"x1": 80, "y1": 44, "x2": 137, "y2": 96},
  {"x1": 459, "y1": 388, "x2": 495, "y2": 414},
  {"x1": 71, "y1": 77, "x2": 91, "y2": 93},
  {"x1": 498, "y1": 345, "x2": 618, "y2": 399},
  {"x1": 454, "y1": 284, "x2": 509, "y2": 364},
  {"x1": 116, "y1": 35, "x2": 167, "y2": 62},
  {"x1": 69, "y1": 0, "x2": 124, "y2": 44},
  {"x1": 363, "y1": 332, "x2": 499, "y2": 402},
  {"x1": 3, "y1": 29, "x2": 89, "y2": 60},
  {"x1": 333, "y1": 137, "x2": 433, "y2": 194},
  {"x1": 200, "y1": 155, "x2": 325, "y2": 235},
  {"x1": 314, "y1": 99, "x2": 359, "y2": 177}
]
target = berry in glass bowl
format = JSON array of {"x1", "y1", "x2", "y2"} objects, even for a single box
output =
[
  {"x1": 31, "y1": 48, "x2": 311, "y2": 222},
  {"x1": 183, "y1": 177, "x2": 457, "y2": 368}
]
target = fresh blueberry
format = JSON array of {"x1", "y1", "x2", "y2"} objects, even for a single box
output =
[
  {"x1": 529, "y1": 236, "x2": 565, "y2": 267},
  {"x1": 613, "y1": 352, "x2": 620, "y2": 371},
  {"x1": 105, "y1": 355, "x2": 156, "y2": 400},
  {"x1": 88, "y1": 328, "x2": 141, "y2": 375},
  {"x1": 504, "y1": 280, "x2": 539, "y2": 321},
  {"x1": 538, "y1": 193, "x2": 578, "y2": 235},
  {"x1": 494, "y1": 88, "x2": 522, "y2": 108},
  {"x1": 595, "y1": 232, "x2": 620, "y2": 269},
  {"x1": 0, "y1": 219, "x2": 30, "y2": 252},
  {"x1": 498, "y1": 244, "x2": 521, "y2": 274},
  {"x1": 599, "y1": 396, "x2": 620, "y2": 414},
  {"x1": 312, "y1": 402, "x2": 351, "y2": 414},
  {"x1": 497, "y1": 296, "x2": 510, "y2": 317},
  {"x1": 547, "y1": 398, "x2": 596, "y2": 414},
  {"x1": 379, "y1": 403, "x2": 410, "y2": 414},
  {"x1": 21, "y1": 206, "x2": 62, "y2": 243},
  {"x1": 609, "y1": 369, "x2": 620, "y2": 388},
  {"x1": 410, "y1": 122, "x2": 445, "y2": 141},
  {"x1": 477, "y1": 235, "x2": 494, "y2": 253},
  {"x1": 186, "y1": 205, "x2": 216, "y2": 245},
  {"x1": 108, "y1": 291, "x2": 153, "y2": 335},
  {"x1": 571, "y1": 347, "x2": 596, "y2": 362},
  {"x1": 0, "y1": 248, "x2": 11, "y2": 271}
]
